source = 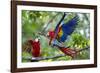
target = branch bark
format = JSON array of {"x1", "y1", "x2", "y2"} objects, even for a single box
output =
[{"x1": 22, "y1": 54, "x2": 66, "y2": 62}]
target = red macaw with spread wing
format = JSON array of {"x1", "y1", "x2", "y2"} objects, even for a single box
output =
[{"x1": 46, "y1": 13, "x2": 79, "y2": 58}]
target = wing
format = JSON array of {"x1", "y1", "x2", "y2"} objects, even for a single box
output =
[
  {"x1": 48, "y1": 13, "x2": 66, "y2": 45},
  {"x1": 57, "y1": 15, "x2": 78, "y2": 42},
  {"x1": 53, "y1": 13, "x2": 66, "y2": 38},
  {"x1": 54, "y1": 13, "x2": 66, "y2": 32}
]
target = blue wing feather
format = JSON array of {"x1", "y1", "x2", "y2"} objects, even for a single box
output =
[{"x1": 57, "y1": 15, "x2": 78, "y2": 42}]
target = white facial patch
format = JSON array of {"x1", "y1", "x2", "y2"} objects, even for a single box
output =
[{"x1": 35, "y1": 38, "x2": 39, "y2": 42}]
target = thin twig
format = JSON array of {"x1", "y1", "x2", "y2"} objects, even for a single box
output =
[{"x1": 76, "y1": 46, "x2": 90, "y2": 53}]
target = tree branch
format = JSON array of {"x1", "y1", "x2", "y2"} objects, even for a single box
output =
[
  {"x1": 31, "y1": 54, "x2": 66, "y2": 62},
  {"x1": 76, "y1": 46, "x2": 90, "y2": 53},
  {"x1": 22, "y1": 54, "x2": 66, "y2": 62}
]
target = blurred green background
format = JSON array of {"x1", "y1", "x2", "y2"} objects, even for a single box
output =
[{"x1": 22, "y1": 10, "x2": 90, "y2": 62}]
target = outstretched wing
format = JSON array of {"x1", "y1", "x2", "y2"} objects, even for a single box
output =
[{"x1": 56, "y1": 15, "x2": 78, "y2": 42}]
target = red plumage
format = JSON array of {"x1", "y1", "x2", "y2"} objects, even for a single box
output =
[
  {"x1": 48, "y1": 31, "x2": 55, "y2": 45},
  {"x1": 48, "y1": 31, "x2": 77, "y2": 58},
  {"x1": 59, "y1": 47, "x2": 77, "y2": 58},
  {"x1": 48, "y1": 31, "x2": 55, "y2": 39},
  {"x1": 29, "y1": 39, "x2": 40, "y2": 57}
]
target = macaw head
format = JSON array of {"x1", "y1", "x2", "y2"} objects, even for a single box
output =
[
  {"x1": 34, "y1": 38, "x2": 40, "y2": 42},
  {"x1": 47, "y1": 30, "x2": 55, "y2": 39}
]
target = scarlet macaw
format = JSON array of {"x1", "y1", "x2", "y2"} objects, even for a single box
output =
[
  {"x1": 28, "y1": 38, "x2": 41, "y2": 58},
  {"x1": 48, "y1": 13, "x2": 78, "y2": 57}
]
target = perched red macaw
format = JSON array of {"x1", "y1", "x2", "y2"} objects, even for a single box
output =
[{"x1": 28, "y1": 38, "x2": 41, "y2": 57}]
